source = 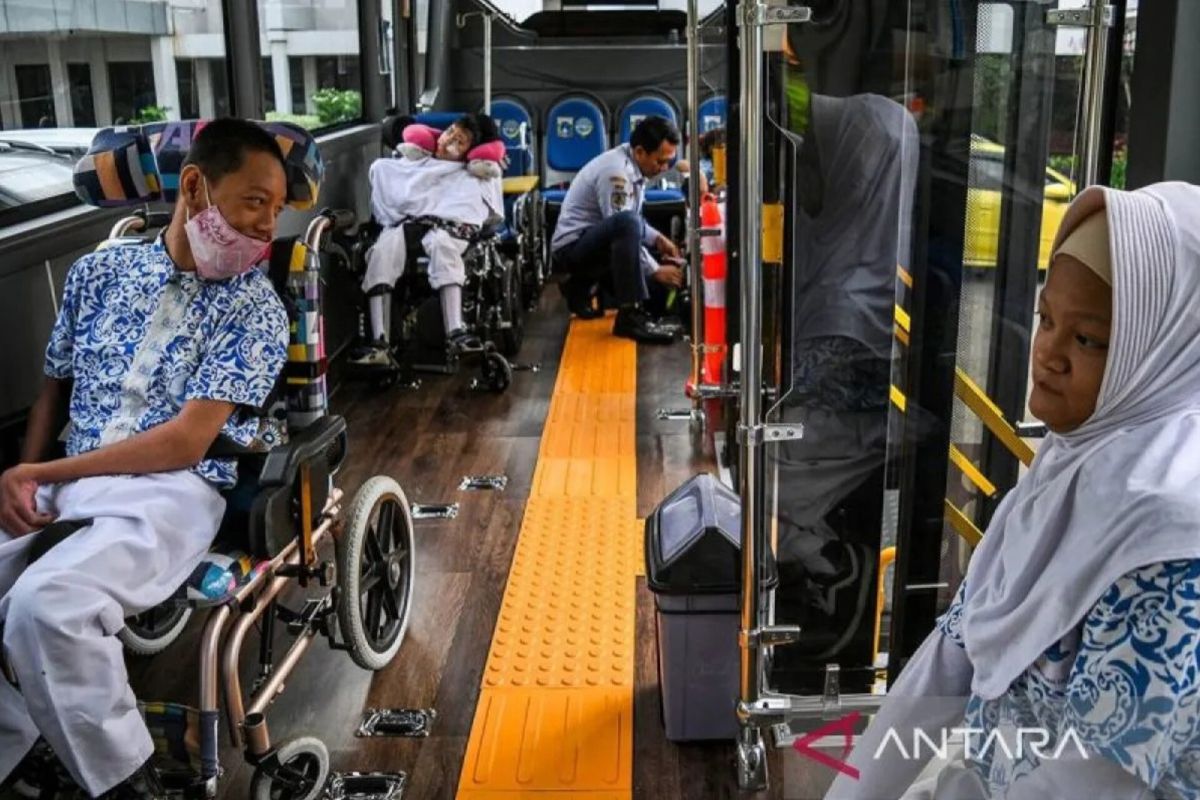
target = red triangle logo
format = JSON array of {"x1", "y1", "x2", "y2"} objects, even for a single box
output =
[{"x1": 792, "y1": 711, "x2": 861, "y2": 779}]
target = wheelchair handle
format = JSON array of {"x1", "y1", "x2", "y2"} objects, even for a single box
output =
[
  {"x1": 108, "y1": 209, "x2": 173, "y2": 240},
  {"x1": 305, "y1": 208, "x2": 357, "y2": 252}
]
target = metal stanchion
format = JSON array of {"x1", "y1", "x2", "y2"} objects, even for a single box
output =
[
  {"x1": 457, "y1": 11, "x2": 494, "y2": 114},
  {"x1": 1049, "y1": 2, "x2": 1114, "y2": 189},
  {"x1": 732, "y1": 0, "x2": 814, "y2": 789},
  {"x1": 686, "y1": 0, "x2": 704, "y2": 408}
]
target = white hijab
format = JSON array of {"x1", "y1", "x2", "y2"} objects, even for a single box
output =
[{"x1": 962, "y1": 181, "x2": 1200, "y2": 701}]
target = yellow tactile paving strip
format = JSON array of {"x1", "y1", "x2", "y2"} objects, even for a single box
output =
[{"x1": 457, "y1": 316, "x2": 641, "y2": 798}]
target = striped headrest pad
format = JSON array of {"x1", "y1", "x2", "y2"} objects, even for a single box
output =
[{"x1": 74, "y1": 120, "x2": 325, "y2": 210}]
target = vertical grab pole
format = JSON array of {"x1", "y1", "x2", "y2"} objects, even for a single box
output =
[
  {"x1": 686, "y1": 0, "x2": 704, "y2": 404},
  {"x1": 483, "y1": 13, "x2": 493, "y2": 115},
  {"x1": 457, "y1": 11, "x2": 493, "y2": 114},
  {"x1": 735, "y1": 0, "x2": 768, "y2": 789},
  {"x1": 1057, "y1": 1, "x2": 1114, "y2": 189}
]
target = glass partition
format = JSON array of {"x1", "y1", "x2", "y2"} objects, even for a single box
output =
[{"x1": 751, "y1": 0, "x2": 1096, "y2": 708}]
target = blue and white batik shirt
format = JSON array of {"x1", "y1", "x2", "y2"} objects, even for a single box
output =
[
  {"x1": 937, "y1": 560, "x2": 1200, "y2": 798},
  {"x1": 44, "y1": 238, "x2": 289, "y2": 489}
]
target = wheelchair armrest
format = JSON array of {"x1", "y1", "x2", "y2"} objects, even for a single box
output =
[
  {"x1": 206, "y1": 435, "x2": 261, "y2": 459},
  {"x1": 257, "y1": 415, "x2": 348, "y2": 488},
  {"x1": 476, "y1": 218, "x2": 504, "y2": 241}
]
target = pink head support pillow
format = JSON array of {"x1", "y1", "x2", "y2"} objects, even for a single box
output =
[{"x1": 401, "y1": 123, "x2": 506, "y2": 163}]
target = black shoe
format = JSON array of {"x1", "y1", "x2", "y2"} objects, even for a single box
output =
[
  {"x1": 99, "y1": 760, "x2": 165, "y2": 800},
  {"x1": 446, "y1": 328, "x2": 483, "y2": 356},
  {"x1": 651, "y1": 314, "x2": 686, "y2": 336},
  {"x1": 561, "y1": 277, "x2": 603, "y2": 319},
  {"x1": 613, "y1": 307, "x2": 676, "y2": 344},
  {"x1": 1, "y1": 739, "x2": 79, "y2": 799}
]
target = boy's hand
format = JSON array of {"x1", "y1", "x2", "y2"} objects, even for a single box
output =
[{"x1": 0, "y1": 464, "x2": 54, "y2": 536}]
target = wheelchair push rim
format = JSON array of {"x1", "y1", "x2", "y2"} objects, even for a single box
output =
[
  {"x1": 337, "y1": 476, "x2": 415, "y2": 670},
  {"x1": 119, "y1": 603, "x2": 193, "y2": 656}
]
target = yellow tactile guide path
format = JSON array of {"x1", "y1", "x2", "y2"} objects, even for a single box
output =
[{"x1": 457, "y1": 316, "x2": 644, "y2": 800}]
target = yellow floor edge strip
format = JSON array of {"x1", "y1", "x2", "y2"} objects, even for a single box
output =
[{"x1": 456, "y1": 317, "x2": 640, "y2": 798}]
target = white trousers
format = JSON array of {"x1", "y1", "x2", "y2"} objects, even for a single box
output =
[
  {"x1": 0, "y1": 471, "x2": 223, "y2": 796},
  {"x1": 363, "y1": 224, "x2": 470, "y2": 293}
]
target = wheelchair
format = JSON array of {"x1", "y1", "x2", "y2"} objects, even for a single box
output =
[
  {"x1": 505, "y1": 185, "x2": 546, "y2": 311},
  {"x1": 5, "y1": 121, "x2": 417, "y2": 800},
  {"x1": 341, "y1": 214, "x2": 524, "y2": 393}
]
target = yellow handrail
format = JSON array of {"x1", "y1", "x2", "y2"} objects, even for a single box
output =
[{"x1": 874, "y1": 546, "x2": 897, "y2": 665}]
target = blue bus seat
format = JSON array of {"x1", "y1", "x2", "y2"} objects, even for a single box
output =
[
  {"x1": 413, "y1": 111, "x2": 465, "y2": 130},
  {"x1": 698, "y1": 95, "x2": 727, "y2": 133},
  {"x1": 618, "y1": 91, "x2": 685, "y2": 208},
  {"x1": 617, "y1": 91, "x2": 679, "y2": 144},
  {"x1": 543, "y1": 93, "x2": 608, "y2": 190},
  {"x1": 490, "y1": 96, "x2": 537, "y2": 178}
]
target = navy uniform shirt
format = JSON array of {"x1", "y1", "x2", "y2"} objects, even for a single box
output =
[{"x1": 550, "y1": 144, "x2": 664, "y2": 277}]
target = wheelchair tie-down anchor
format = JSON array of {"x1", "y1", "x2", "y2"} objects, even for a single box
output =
[{"x1": 20, "y1": 120, "x2": 426, "y2": 799}]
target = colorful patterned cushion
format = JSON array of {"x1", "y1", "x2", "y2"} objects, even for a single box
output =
[
  {"x1": 182, "y1": 547, "x2": 268, "y2": 607},
  {"x1": 74, "y1": 119, "x2": 324, "y2": 210}
]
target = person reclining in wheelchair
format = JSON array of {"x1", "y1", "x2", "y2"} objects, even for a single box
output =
[
  {"x1": 0, "y1": 118, "x2": 290, "y2": 799},
  {"x1": 351, "y1": 113, "x2": 506, "y2": 368}
]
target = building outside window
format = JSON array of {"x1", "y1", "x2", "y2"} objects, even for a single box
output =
[
  {"x1": 260, "y1": 0, "x2": 364, "y2": 130},
  {"x1": 14, "y1": 65, "x2": 54, "y2": 128},
  {"x1": 68, "y1": 63, "x2": 97, "y2": 127}
]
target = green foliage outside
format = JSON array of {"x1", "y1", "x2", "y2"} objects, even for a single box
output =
[
  {"x1": 265, "y1": 111, "x2": 323, "y2": 130},
  {"x1": 131, "y1": 105, "x2": 169, "y2": 123},
  {"x1": 1048, "y1": 150, "x2": 1127, "y2": 190},
  {"x1": 311, "y1": 88, "x2": 362, "y2": 126}
]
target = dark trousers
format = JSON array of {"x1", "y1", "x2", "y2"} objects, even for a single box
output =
[{"x1": 553, "y1": 211, "x2": 649, "y2": 306}]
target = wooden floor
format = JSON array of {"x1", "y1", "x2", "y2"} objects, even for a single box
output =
[{"x1": 132, "y1": 294, "x2": 793, "y2": 799}]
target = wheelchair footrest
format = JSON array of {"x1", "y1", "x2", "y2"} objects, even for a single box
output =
[
  {"x1": 355, "y1": 708, "x2": 437, "y2": 738},
  {"x1": 327, "y1": 771, "x2": 408, "y2": 800},
  {"x1": 277, "y1": 594, "x2": 336, "y2": 636}
]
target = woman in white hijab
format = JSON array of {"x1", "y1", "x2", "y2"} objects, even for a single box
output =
[{"x1": 826, "y1": 181, "x2": 1200, "y2": 800}]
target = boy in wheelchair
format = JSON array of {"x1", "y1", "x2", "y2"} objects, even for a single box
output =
[
  {"x1": 0, "y1": 119, "x2": 290, "y2": 799},
  {"x1": 350, "y1": 113, "x2": 507, "y2": 368}
]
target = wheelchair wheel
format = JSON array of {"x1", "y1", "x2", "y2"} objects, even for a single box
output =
[
  {"x1": 119, "y1": 604, "x2": 193, "y2": 656},
  {"x1": 497, "y1": 256, "x2": 525, "y2": 358},
  {"x1": 337, "y1": 476, "x2": 415, "y2": 671},
  {"x1": 250, "y1": 736, "x2": 329, "y2": 800},
  {"x1": 482, "y1": 351, "x2": 513, "y2": 393}
]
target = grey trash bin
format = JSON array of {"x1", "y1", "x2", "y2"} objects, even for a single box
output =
[{"x1": 645, "y1": 473, "x2": 775, "y2": 742}]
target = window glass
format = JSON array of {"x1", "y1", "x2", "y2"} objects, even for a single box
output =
[
  {"x1": 259, "y1": 0, "x2": 363, "y2": 131},
  {"x1": 0, "y1": 0, "x2": 230, "y2": 217}
]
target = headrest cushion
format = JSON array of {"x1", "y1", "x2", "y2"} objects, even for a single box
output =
[{"x1": 74, "y1": 119, "x2": 324, "y2": 210}]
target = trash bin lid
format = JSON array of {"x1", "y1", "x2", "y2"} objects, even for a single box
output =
[{"x1": 645, "y1": 473, "x2": 775, "y2": 595}]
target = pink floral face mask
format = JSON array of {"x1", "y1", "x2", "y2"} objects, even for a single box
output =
[{"x1": 184, "y1": 178, "x2": 271, "y2": 280}]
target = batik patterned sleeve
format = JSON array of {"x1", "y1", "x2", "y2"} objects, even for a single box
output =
[
  {"x1": 44, "y1": 254, "x2": 92, "y2": 379},
  {"x1": 184, "y1": 279, "x2": 289, "y2": 410},
  {"x1": 935, "y1": 578, "x2": 967, "y2": 647},
  {"x1": 1062, "y1": 559, "x2": 1200, "y2": 794}
]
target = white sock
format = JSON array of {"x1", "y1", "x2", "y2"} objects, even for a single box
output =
[
  {"x1": 368, "y1": 293, "x2": 391, "y2": 344},
  {"x1": 440, "y1": 284, "x2": 464, "y2": 334}
]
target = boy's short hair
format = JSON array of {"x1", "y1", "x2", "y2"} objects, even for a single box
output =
[
  {"x1": 473, "y1": 112, "x2": 500, "y2": 144},
  {"x1": 183, "y1": 118, "x2": 288, "y2": 182},
  {"x1": 452, "y1": 114, "x2": 483, "y2": 147},
  {"x1": 630, "y1": 115, "x2": 681, "y2": 154}
]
